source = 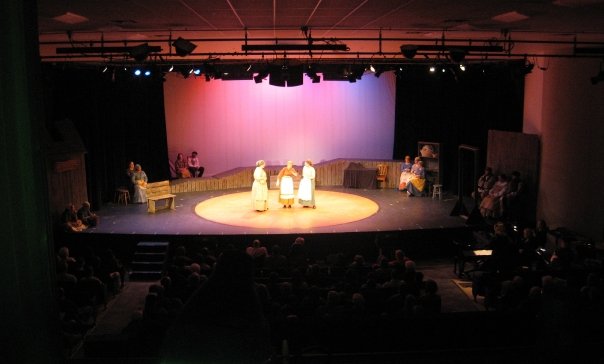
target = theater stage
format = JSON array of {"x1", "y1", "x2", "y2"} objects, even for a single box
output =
[
  {"x1": 63, "y1": 186, "x2": 475, "y2": 260},
  {"x1": 87, "y1": 187, "x2": 467, "y2": 236}
]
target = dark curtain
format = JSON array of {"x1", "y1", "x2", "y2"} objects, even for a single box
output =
[
  {"x1": 393, "y1": 62, "x2": 525, "y2": 193},
  {"x1": 42, "y1": 66, "x2": 169, "y2": 209}
]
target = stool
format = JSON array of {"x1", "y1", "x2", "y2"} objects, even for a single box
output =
[
  {"x1": 432, "y1": 184, "x2": 443, "y2": 200},
  {"x1": 115, "y1": 188, "x2": 130, "y2": 205}
]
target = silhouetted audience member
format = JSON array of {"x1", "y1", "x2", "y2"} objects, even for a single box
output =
[
  {"x1": 289, "y1": 236, "x2": 308, "y2": 270},
  {"x1": 417, "y1": 279, "x2": 441, "y2": 315},
  {"x1": 161, "y1": 250, "x2": 271, "y2": 364},
  {"x1": 265, "y1": 245, "x2": 288, "y2": 274}
]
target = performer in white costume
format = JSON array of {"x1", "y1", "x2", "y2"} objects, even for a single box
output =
[
  {"x1": 251, "y1": 160, "x2": 268, "y2": 211},
  {"x1": 276, "y1": 160, "x2": 298, "y2": 208},
  {"x1": 298, "y1": 159, "x2": 316, "y2": 208}
]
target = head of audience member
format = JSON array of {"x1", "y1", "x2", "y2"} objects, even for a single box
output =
[
  {"x1": 294, "y1": 237, "x2": 305, "y2": 246},
  {"x1": 424, "y1": 279, "x2": 438, "y2": 295},
  {"x1": 252, "y1": 239, "x2": 261, "y2": 248},
  {"x1": 494, "y1": 221, "x2": 507, "y2": 236},
  {"x1": 404, "y1": 260, "x2": 416, "y2": 272}
]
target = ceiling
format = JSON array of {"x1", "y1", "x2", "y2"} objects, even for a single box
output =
[{"x1": 37, "y1": 0, "x2": 604, "y2": 64}]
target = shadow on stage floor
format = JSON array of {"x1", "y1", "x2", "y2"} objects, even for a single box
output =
[{"x1": 57, "y1": 187, "x2": 476, "y2": 262}]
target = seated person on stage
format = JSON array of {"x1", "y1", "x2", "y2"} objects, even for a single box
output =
[
  {"x1": 187, "y1": 151, "x2": 204, "y2": 178},
  {"x1": 276, "y1": 160, "x2": 298, "y2": 208},
  {"x1": 503, "y1": 171, "x2": 524, "y2": 218},
  {"x1": 174, "y1": 153, "x2": 191, "y2": 178},
  {"x1": 61, "y1": 203, "x2": 87, "y2": 232},
  {"x1": 126, "y1": 161, "x2": 136, "y2": 193},
  {"x1": 131, "y1": 164, "x2": 148, "y2": 203},
  {"x1": 473, "y1": 167, "x2": 496, "y2": 200},
  {"x1": 77, "y1": 201, "x2": 98, "y2": 227},
  {"x1": 398, "y1": 155, "x2": 414, "y2": 191},
  {"x1": 479, "y1": 174, "x2": 509, "y2": 218},
  {"x1": 406, "y1": 160, "x2": 426, "y2": 196}
]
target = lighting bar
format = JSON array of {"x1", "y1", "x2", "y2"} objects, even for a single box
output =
[
  {"x1": 242, "y1": 44, "x2": 348, "y2": 51},
  {"x1": 56, "y1": 46, "x2": 162, "y2": 54}
]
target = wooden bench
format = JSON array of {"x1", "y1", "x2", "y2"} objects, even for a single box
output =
[{"x1": 145, "y1": 180, "x2": 176, "y2": 213}]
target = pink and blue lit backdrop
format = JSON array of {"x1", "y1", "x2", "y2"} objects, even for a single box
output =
[{"x1": 163, "y1": 72, "x2": 396, "y2": 176}]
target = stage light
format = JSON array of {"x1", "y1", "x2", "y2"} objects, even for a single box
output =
[
  {"x1": 168, "y1": 65, "x2": 174, "y2": 72},
  {"x1": 254, "y1": 65, "x2": 271, "y2": 84},
  {"x1": 429, "y1": 66, "x2": 436, "y2": 73},
  {"x1": 401, "y1": 45, "x2": 418, "y2": 59},
  {"x1": 449, "y1": 48, "x2": 466, "y2": 63},
  {"x1": 193, "y1": 68, "x2": 201, "y2": 76},
  {"x1": 102, "y1": 66, "x2": 108, "y2": 73},
  {"x1": 172, "y1": 37, "x2": 197, "y2": 57},
  {"x1": 442, "y1": 67, "x2": 446, "y2": 73},
  {"x1": 459, "y1": 64, "x2": 466, "y2": 71},
  {"x1": 129, "y1": 43, "x2": 151, "y2": 62},
  {"x1": 144, "y1": 70, "x2": 151, "y2": 77},
  {"x1": 133, "y1": 69, "x2": 142, "y2": 76},
  {"x1": 369, "y1": 64, "x2": 376, "y2": 73}
]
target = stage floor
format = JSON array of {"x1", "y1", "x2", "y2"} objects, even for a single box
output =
[{"x1": 86, "y1": 187, "x2": 467, "y2": 236}]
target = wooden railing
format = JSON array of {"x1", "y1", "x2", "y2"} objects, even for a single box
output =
[{"x1": 169, "y1": 159, "x2": 403, "y2": 193}]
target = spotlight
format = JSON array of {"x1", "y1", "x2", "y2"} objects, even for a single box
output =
[
  {"x1": 449, "y1": 48, "x2": 466, "y2": 63},
  {"x1": 168, "y1": 65, "x2": 174, "y2": 72},
  {"x1": 400, "y1": 45, "x2": 418, "y2": 59},
  {"x1": 144, "y1": 70, "x2": 151, "y2": 77},
  {"x1": 172, "y1": 37, "x2": 197, "y2": 57},
  {"x1": 193, "y1": 68, "x2": 201, "y2": 76},
  {"x1": 459, "y1": 64, "x2": 466, "y2": 72},
  {"x1": 129, "y1": 43, "x2": 151, "y2": 62},
  {"x1": 133, "y1": 69, "x2": 142, "y2": 76},
  {"x1": 429, "y1": 66, "x2": 436, "y2": 73},
  {"x1": 254, "y1": 66, "x2": 270, "y2": 84},
  {"x1": 369, "y1": 64, "x2": 376, "y2": 73},
  {"x1": 101, "y1": 66, "x2": 108, "y2": 73},
  {"x1": 591, "y1": 71, "x2": 604, "y2": 85}
]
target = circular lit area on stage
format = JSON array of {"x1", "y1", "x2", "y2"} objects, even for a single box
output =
[{"x1": 194, "y1": 190, "x2": 379, "y2": 230}]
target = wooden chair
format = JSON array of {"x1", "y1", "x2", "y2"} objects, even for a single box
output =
[{"x1": 376, "y1": 164, "x2": 388, "y2": 188}]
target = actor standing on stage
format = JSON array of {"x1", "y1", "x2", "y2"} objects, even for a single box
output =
[
  {"x1": 252, "y1": 160, "x2": 269, "y2": 211},
  {"x1": 276, "y1": 160, "x2": 298, "y2": 208},
  {"x1": 298, "y1": 159, "x2": 316, "y2": 209}
]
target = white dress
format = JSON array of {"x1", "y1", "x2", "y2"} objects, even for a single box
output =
[
  {"x1": 251, "y1": 167, "x2": 268, "y2": 211},
  {"x1": 298, "y1": 165, "x2": 316, "y2": 206}
]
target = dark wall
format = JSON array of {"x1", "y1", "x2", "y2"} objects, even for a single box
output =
[
  {"x1": 42, "y1": 66, "x2": 170, "y2": 209},
  {"x1": 393, "y1": 62, "x2": 525, "y2": 192}
]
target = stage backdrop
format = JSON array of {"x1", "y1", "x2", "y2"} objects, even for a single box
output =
[{"x1": 163, "y1": 72, "x2": 396, "y2": 176}]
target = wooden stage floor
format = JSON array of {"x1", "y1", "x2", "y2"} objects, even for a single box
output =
[{"x1": 86, "y1": 187, "x2": 468, "y2": 236}]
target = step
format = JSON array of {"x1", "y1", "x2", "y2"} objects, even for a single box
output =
[
  {"x1": 133, "y1": 252, "x2": 166, "y2": 262},
  {"x1": 129, "y1": 270, "x2": 162, "y2": 281},
  {"x1": 131, "y1": 261, "x2": 164, "y2": 271}
]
